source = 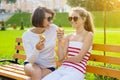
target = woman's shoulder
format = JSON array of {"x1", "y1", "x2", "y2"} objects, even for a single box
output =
[
  {"x1": 23, "y1": 29, "x2": 30, "y2": 35},
  {"x1": 50, "y1": 24, "x2": 58, "y2": 30},
  {"x1": 22, "y1": 28, "x2": 35, "y2": 39}
]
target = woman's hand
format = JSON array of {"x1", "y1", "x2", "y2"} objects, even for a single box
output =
[
  {"x1": 36, "y1": 40, "x2": 45, "y2": 50},
  {"x1": 36, "y1": 34, "x2": 45, "y2": 50}
]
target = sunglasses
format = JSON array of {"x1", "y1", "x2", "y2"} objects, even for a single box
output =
[
  {"x1": 68, "y1": 16, "x2": 79, "y2": 22},
  {"x1": 45, "y1": 17, "x2": 53, "y2": 22}
]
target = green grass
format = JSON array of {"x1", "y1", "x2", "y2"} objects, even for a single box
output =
[
  {"x1": 0, "y1": 30, "x2": 25, "y2": 59},
  {"x1": 0, "y1": 29, "x2": 120, "y2": 59},
  {"x1": 94, "y1": 30, "x2": 120, "y2": 45}
]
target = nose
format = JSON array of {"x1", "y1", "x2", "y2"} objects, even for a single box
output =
[
  {"x1": 71, "y1": 19, "x2": 74, "y2": 22},
  {"x1": 49, "y1": 20, "x2": 53, "y2": 23}
]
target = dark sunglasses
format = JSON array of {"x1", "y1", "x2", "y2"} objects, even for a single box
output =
[
  {"x1": 68, "y1": 16, "x2": 79, "y2": 22},
  {"x1": 45, "y1": 17, "x2": 53, "y2": 22}
]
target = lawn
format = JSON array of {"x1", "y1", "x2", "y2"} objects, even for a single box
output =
[
  {"x1": 0, "y1": 30, "x2": 25, "y2": 59},
  {"x1": 0, "y1": 28, "x2": 120, "y2": 59}
]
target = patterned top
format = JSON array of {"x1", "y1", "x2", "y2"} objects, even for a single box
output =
[{"x1": 62, "y1": 41, "x2": 92, "y2": 74}]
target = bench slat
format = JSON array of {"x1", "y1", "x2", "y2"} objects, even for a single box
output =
[
  {"x1": 10, "y1": 64, "x2": 24, "y2": 68},
  {"x1": 0, "y1": 66, "x2": 25, "y2": 75},
  {"x1": 13, "y1": 54, "x2": 26, "y2": 60},
  {"x1": 89, "y1": 54, "x2": 120, "y2": 65},
  {"x1": 13, "y1": 52, "x2": 120, "y2": 65},
  {"x1": 16, "y1": 38, "x2": 22, "y2": 43},
  {"x1": 93, "y1": 44, "x2": 120, "y2": 53},
  {"x1": 15, "y1": 45, "x2": 24, "y2": 50},
  {"x1": 86, "y1": 65, "x2": 120, "y2": 78},
  {"x1": 0, "y1": 69, "x2": 28, "y2": 80},
  {"x1": 3, "y1": 65, "x2": 24, "y2": 71}
]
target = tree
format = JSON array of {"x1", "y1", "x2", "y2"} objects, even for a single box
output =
[
  {"x1": 67, "y1": 0, "x2": 117, "y2": 11},
  {"x1": 5, "y1": 0, "x2": 16, "y2": 3},
  {"x1": 67, "y1": 0, "x2": 81, "y2": 7},
  {"x1": 0, "y1": 0, "x2": 16, "y2": 5}
]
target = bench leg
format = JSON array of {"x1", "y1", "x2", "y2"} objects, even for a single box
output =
[{"x1": 0, "y1": 76, "x2": 15, "y2": 80}]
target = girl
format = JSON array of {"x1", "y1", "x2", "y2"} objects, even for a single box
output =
[{"x1": 42, "y1": 7, "x2": 94, "y2": 80}]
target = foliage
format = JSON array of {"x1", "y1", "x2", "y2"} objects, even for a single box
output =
[
  {"x1": 0, "y1": 21, "x2": 6, "y2": 31},
  {"x1": 67, "y1": 0, "x2": 120, "y2": 11},
  {"x1": 5, "y1": 11, "x2": 120, "y2": 28},
  {"x1": 53, "y1": 12, "x2": 70, "y2": 27},
  {"x1": 0, "y1": 26, "x2": 6, "y2": 30},
  {"x1": 67, "y1": 0, "x2": 81, "y2": 7},
  {"x1": 5, "y1": 12, "x2": 31, "y2": 27},
  {"x1": 4, "y1": 0, "x2": 16, "y2": 3},
  {"x1": 20, "y1": 19, "x2": 24, "y2": 30}
]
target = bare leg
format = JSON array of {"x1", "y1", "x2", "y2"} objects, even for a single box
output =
[
  {"x1": 24, "y1": 63, "x2": 52, "y2": 80},
  {"x1": 26, "y1": 77, "x2": 31, "y2": 80},
  {"x1": 24, "y1": 63, "x2": 42, "y2": 80}
]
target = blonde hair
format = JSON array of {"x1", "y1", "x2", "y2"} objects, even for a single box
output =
[{"x1": 72, "y1": 7, "x2": 95, "y2": 33}]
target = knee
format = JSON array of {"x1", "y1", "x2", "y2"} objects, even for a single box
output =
[
  {"x1": 24, "y1": 63, "x2": 32, "y2": 76},
  {"x1": 24, "y1": 63, "x2": 42, "y2": 76}
]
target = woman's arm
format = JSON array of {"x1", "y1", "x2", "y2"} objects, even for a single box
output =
[{"x1": 22, "y1": 35, "x2": 44, "y2": 64}]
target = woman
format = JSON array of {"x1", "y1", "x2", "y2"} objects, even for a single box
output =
[
  {"x1": 22, "y1": 6, "x2": 58, "y2": 80},
  {"x1": 42, "y1": 7, "x2": 95, "y2": 80}
]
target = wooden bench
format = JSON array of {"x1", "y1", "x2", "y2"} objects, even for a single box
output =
[{"x1": 0, "y1": 37, "x2": 120, "y2": 80}]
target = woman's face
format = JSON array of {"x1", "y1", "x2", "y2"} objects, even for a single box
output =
[
  {"x1": 69, "y1": 11, "x2": 84, "y2": 28},
  {"x1": 43, "y1": 12, "x2": 53, "y2": 29}
]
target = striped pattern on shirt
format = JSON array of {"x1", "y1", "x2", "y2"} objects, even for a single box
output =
[{"x1": 62, "y1": 41, "x2": 91, "y2": 74}]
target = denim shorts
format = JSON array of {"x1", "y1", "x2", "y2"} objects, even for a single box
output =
[{"x1": 24, "y1": 62, "x2": 55, "y2": 72}]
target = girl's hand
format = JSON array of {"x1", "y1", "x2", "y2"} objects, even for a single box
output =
[
  {"x1": 57, "y1": 28, "x2": 64, "y2": 41},
  {"x1": 63, "y1": 56, "x2": 80, "y2": 63}
]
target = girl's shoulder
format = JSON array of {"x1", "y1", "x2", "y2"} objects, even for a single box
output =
[
  {"x1": 86, "y1": 31, "x2": 94, "y2": 38},
  {"x1": 64, "y1": 33, "x2": 73, "y2": 41}
]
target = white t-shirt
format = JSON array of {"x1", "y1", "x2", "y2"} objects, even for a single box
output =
[{"x1": 22, "y1": 24, "x2": 58, "y2": 68}]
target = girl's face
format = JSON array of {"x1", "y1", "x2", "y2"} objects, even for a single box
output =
[
  {"x1": 43, "y1": 12, "x2": 53, "y2": 29},
  {"x1": 69, "y1": 11, "x2": 84, "y2": 28}
]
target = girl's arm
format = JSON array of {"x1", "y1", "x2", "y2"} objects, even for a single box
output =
[
  {"x1": 64, "y1": 32, "x2": 93, "y2": 63},
  {"x1": 58, "y1": 35, "x2": 69, "y2": 62}
]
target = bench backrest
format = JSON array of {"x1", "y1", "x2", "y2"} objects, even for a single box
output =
[{"x1": 14, "y1": 38, "x2": 120, "y2": 79}]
